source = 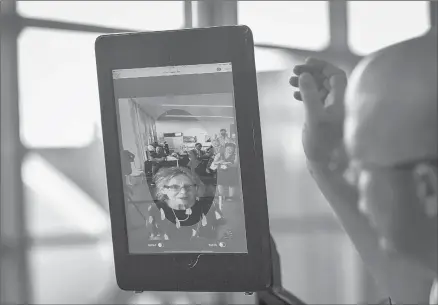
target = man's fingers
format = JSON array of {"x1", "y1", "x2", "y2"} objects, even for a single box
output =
[
  {"x1": 322, "y1": 62, "x2": 346, "y2": 79},
  {"x1": 293, "y1": 91, "x2": 302, "y2": 101},
  {"x1": 293, "y1": 64, "x2": 320, "y2": 76},
  {"x1": 289, "y1": 76, "x2": 299, "y2": 87},
  {"x1": 305, "y1": 57, "x2": 346, "y2": 83},
  {"x1": 299, "y1": 72, "x2": 318, "y2": 96},
  {"x1": 320, "y1": 87, "x2": 329, "y2": 102},
  {"x1": 292, "y1": 58, "x2": 346, "y2": 118},
  {"x1": 305, "y1": 57, "x2": 329, "y2": 68},
  {"x1": 299, "y1": 72, "x2": 324, "y2": 115},
  {"x1": 293, "y1": 67, "x2": 326, "y2": 91}
]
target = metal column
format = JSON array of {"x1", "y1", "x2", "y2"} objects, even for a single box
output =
[
  {"x1": 195, "y1": 0, "x2": 237, "y2": 28},
  {"x1": 1, "y1": 0, "x2": 31, "y2": 304}
]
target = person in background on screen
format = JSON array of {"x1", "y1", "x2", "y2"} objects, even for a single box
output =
[
  {"x1": 188, "y1": 143, "x2": 209, "y2": 176},
  {"x1": 212, "y1": 143, "x2": 240, "y2": 203},
  {"x1": 150, "y1": 146, "x2": 167, "y2": 175},
  {"x1": 206, "y1": 145, "x2": 215, "y2": 156},
  {"x1": 146, "y1": 144, "x2": 155, "y2": 159},
  {"x1": 144, "y1": 144, "x2": 156, "y2": 177},
  {"x1": 218, "y1": 128, "x2": 231, "y2": 144},
  {"x1": 211, "y1": 137, "x2": 221, "y2": 155},
  {"x1": 121, "y1": 150, "x2": 135, "y2": 185},
  {"x1": 205, "y1": 145, "x2": 216, "y2": 176},
  {"x1": 172, "y1": 144, "x2": 189, "y2": 168},
  {"x1": 144, "y1": 144, "x2": 155, "y2": 171},
  {"x1": 121, "y1": 150, "x2": 135, "y2": 175},
  {"x1": 213, "y1": 128, "x2": 233, "y2": 154},
  {"x1": 163, "y1": 141, "x2": 170, "y2": 155},
  {"x1": 290, "y1": 31, "x2": 437, "y2": 304}
]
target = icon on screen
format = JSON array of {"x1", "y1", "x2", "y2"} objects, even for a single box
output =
[
  {"x1": 219, "y1": 242, "x2": 226, "y2": 248},
  {"x1": 158, "y1": 243, "x2": 163, "y2": 248}
]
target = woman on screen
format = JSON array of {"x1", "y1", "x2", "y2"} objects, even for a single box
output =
[
  {"x1": 145, "y1": 167, "x2": 230, "y2": 241},
  {"x1": 149, "y1": 146, "x2": 167, "y2": 175}
]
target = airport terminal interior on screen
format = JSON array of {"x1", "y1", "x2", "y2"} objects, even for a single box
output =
[{"x1": 112, "y1": 63, "x2": 248, "y2": 254}]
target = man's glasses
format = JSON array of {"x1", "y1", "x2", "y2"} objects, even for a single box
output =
[
  {"x1": 164, "y1": 184, "x2": 197, "y2": 193},
  {"x1": 343, "y1": 161, "x2": 361, "y2": 187},
  {"x1": 343, "y1": 159, "x2": 438, "y2": 188}
]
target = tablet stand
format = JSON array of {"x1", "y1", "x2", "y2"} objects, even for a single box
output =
[
  {"x1": 257, "y1": 287, "x2": 306, "y2": 305},
  {"x1": 255, "y1": 236, "x2": 307, "y2": 305}
]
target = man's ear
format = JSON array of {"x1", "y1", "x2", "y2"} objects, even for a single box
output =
[{"x1": 413, "y1": 163, "x2": 438, "y2": 218}]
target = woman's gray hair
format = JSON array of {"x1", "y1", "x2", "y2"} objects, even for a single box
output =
[{"x1": 153, "y1": 166, "x2": 204, "y2": 201}]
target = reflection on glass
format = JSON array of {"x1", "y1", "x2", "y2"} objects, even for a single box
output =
[
  {"x1": 113, "y1": 63, "x2": 248, "y2": 254},
  {"x1": 238, "y1": 1, "x2": 330, "y2": 50},
  {"x1": 348, "y1": 1, "x2": 430, "y2": 55},
  {"x1": 18, "y1": 28, "x2": 102, "y2": 148},
  {"x1": 17, "y1": 1, "x2": 185, "y2": 31}
]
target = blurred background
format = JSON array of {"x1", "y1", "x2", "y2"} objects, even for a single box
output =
[{"x1": 1, "y1": 1, "x2": 436, "y2": 304}]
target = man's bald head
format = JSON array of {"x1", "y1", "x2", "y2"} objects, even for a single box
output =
[{"x1": 345, "y1": 32, "x2": 437, "y2": 166}]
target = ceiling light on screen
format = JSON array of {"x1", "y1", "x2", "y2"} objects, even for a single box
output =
[
  {"x1": 165, "y1": 115, "x2": 234, "y2": 119},
  {"x1": 162, "y1": 104, "x2": 233, "y2": 108}
]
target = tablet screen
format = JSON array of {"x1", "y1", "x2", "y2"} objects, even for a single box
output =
[{"x1": 112, "y1": 63, "x2": 248, "y2": 254}]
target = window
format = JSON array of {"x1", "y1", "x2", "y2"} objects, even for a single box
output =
[
  {"x1": 253, "y1": 47, "x2": 298, "y2": 72},
  {"x1": 18, "y1": 28, "x2": 103, "y2": 148},
  {"x1": 18, "y1": 1, "x2": 185, "y2": 31},
  {"x1": 238, "y1": 1, "x2": 330, "y2": 50},
  {"x1": 348, "y1": 1, "x2": 431, "y2": 55}
]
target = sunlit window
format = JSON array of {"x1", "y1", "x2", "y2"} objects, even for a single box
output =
[
  {"x1": 17, "y1": 1, "x2": 185, "y2": 31},
  {"x1": 254, "y1": 47, "x2": 299, "y2": 72},
  {"x1": 18, "y1": 28, "x2": 103, "y2": 148},
  {"x1": 238, "y1": 1, "x2": 330, "y2": 50},
  {"x1": 348, "y1": 1, "x2": 431, "y2": 55}
]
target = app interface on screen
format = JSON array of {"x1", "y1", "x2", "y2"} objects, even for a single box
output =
[{"x1": 112, "y1": 63, "x2": 248, "y2": 253}]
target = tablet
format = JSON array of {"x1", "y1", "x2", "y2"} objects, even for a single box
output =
[{"x1": 95, "y1": 25, "x2": 272, "y2": 292}]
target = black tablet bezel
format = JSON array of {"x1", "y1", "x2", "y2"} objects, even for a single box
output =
[{"x1": 95, "y1": 25, "x2": 272, "y2": 292}]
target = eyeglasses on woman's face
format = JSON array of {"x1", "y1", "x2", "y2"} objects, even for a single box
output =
[{"x1": 164, "y1": 184, "x2": 197, "y2": 194}]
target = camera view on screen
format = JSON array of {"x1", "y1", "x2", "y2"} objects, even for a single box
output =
[{"x1": 112, "y1": 63, "x2": 248, "y2": 253}]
